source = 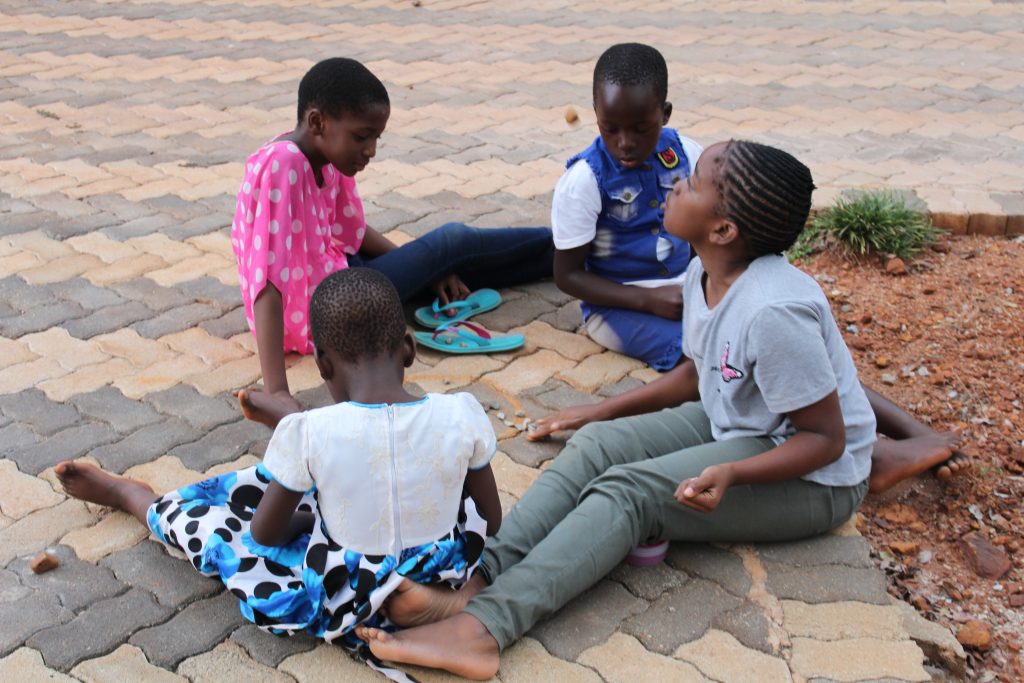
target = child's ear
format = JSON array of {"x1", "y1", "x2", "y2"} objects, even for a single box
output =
[
  {"x1": 401, "y1": 331, "x2": 416, "y2": 368},
  {"x1": 314, "y1": 346, "x2": 333, "y2": 380},
  {"x1": 306, "y1": 108, "x2": 325, "y2": 136},
  {"x1": 662, "y1": 101, "x2": 673, "y2": 126},
  {"x1": 709, "y1": 218, "x2": 740, "y2": 247}
]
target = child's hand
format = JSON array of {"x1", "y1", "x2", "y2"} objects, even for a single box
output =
[
  {"x1": 432, "y1": 273, "x2": 471, "y2": 313},
  {"x1": 528, "y1": 404, "x2": 603, "y2": 441},
  {"x1": 644, "y1": 285, "x2": 683, "y2": 320},
  {"x1": 675, "y1": 464, "x2": 733, "y2": 513}
]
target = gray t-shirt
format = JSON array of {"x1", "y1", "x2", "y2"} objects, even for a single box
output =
[{"x1": 682, "y1": 255, "x2": 875, "y2": 487}]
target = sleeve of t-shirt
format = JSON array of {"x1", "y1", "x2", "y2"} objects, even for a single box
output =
[
  {"x1": 460, "y1": 395, "x2": 497, "y2": 470},
  {"x1": 261, "y1": 412, "x2": 315, "y2": 493},
  {"x1": 253, "y1": 146, "x2": 310, "y2": 289},
  {"x1": 748, "y1": 303, "x2": 838, "y2": 415},
  {"x1": 550, "y1": 160, "x2": 602, "y2": 250}
]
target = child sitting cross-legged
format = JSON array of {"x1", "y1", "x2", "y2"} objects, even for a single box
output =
[{"x1": 55, "y1": 268, "x2": 501, "y2": 682}]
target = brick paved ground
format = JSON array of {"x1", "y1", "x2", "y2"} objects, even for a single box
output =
[{"x1": 2, "y1": 0, "x2": 1015, "y2": 680}]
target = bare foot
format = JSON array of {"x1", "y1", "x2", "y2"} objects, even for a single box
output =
[
  {"x1": 237, "y1": 387, "x2": 302, "y2": 429},
  {"x1": 355, "y1": 613, "x2": 499, "y2": 681},
  {"x1": 384, "y1": 575, "x2": 486, "y2": 627},
  {"x1": 54, "y1": 461, "x2": 157, "y2": 523},
  {"x1": 869, "y1": 432, "x2": 965, "y2": 493}
]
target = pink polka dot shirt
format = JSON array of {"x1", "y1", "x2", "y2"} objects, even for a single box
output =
[{"x1": 231, "y1": 140, "x2": 366, "y2": 354}]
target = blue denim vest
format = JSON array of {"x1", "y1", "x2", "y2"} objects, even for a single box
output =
[{"x1": 566, "y1": 128, "x2": 693, "y2": 291}]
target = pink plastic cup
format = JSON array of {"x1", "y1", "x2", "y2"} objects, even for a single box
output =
[{"x1": 626, "y1": 540, "x2": 669, "y2": 567}]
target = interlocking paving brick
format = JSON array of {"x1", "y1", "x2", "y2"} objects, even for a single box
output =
[
  {"x1": 9, "y1": 544, "x2": 125, "y2": 612},
  {"x1": 1, "y1": 299, "x2": 87, "y2": 337},
  {"x1": 0, "y1": 388, "x2": 80, "y2": 436},
  {"x1": 710, "y1": 600, "x2": 774, "y2": 654},
  {"x1": 0, "y1": 595, "x2": 73, "y2": 659},
  {"x1": 790, "y1": 638, "x2": 929, "y2": 682},
  {"x1": 666, "y1": 543, "x2": 752, "y2": 598},
  {"x1": 6, "y1": 423, "x2": 119, "y2": 475},
  {"x1": 101, "y1": 540, "x2": 220, "y2": 609},
  {"x1": 133, "y1": 303, "x2": 224, "y2": 340},
  {"x1": 109, "y1": 277, "x2": 191, "y2": 312},
  {"x1": 0, "y1": 647, "x2": 78, "y2": 682},
  {"x1": 144, "y1": 384, "x2": 239, "y2": 431},
  {"x1": 0, "y1": 422, "x2": 41, "y2": 457},
  {"x1": 0, "y1": 499, "x2": 99, "y2": 566},
  {"x1": 278, "y1": 642, "x2": 389, "y2": 683},
  {"x1": 169, "y1": 419, "x2": 270, "y2": 471},
  {"x1": 498, "y1": 637, "x2": 602, "y2": 682},
  {"x1": 27, "y1": 587, "x2": 174, "y2": 671},
  {"x1": 61, "y1": 511, "x2": 150, "y2": 562},
  {"x1": 88, "y1": 417, "x2": 203, "y2": 473},
  {"x1": 179, "y1": 641, "x2": 295, "y2": 683},
  {"x1": 229, "y1": 624, "x2": 318, "y2": 668},
  {"x1": 36, "y1": 357, "x2": 137, "y2": 403},
  {"x1": 499, "y1": 432, "x2": 562, "y2": 468},
  {"x1": 537, "y1": 301, "x2": 583, "y2": 332},
  {"x1": 63, "y1": 300, "x2": 155, "y2": 339},
  {"x1": 131, "y1": 591, "x2": 246, "y2": 668},
  {"x1": 674, "y1": 629, "x2": 791, "y2": 683},
  {"x1": 608, "y1": 560, "x2": 687, "y2": 602},
  {"x1": 0, "y1": 459, "x2": 63, "y2": 519},
  {"x1": 577, "y1": 632, "x2": 706, "y2": 683},
  {"x1": 531, "y1": 380, "x2": 603, "y2": 412},
  {"x1": 199, "y1": 307, "x2": 249, "y2": 339},
  {"x1": 72, "y1": 644, "x2": 186, "y2": 683},
  {"x1": 0, "y1": 567, "x2": 29, "y2": 603},
  {"x1": 69, "y1": 386, "x2": 164, "y2": 433},
  {"x1": 622, "y1": 578, "x2": 743, "y2": 655},
  {"x1": 763, "y1": 561, "x2": 891, "y2": 605},
  {"x1": 758, "y1": 535, "x2": 875, "y2": 568},
  {"x1": 528, "y1": 579, "x2": 647, "y2": 661},
  {"x1": 47, "y1": 277, "x2": 126, "y2": 310}
]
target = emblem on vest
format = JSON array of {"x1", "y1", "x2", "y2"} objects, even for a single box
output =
[{"x1": 657, "y1": 148, "x2": 680, "y2": 169}]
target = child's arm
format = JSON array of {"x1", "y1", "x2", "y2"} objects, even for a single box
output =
[
  {"x1": 253, "y1": 285, "x2": 290, "y2": 395},
  {"x1": 464, "y1": 464, "x2": 501, "y2": 536},
  {"x1": 554, "y1": 246, "x2": 683, "y2": 320},
  {"x1": 358, "y1": 226, "x2": 398, "y2": 258},
  {"x1": 250, "y1": 481, "x2": 309, "y2": 545},
  {"x1": 675, "y1": 390, "x2": 846, "y2": 512},
  {"x1": 529, "y1": 358, "x2": 700, "y2": 440}
]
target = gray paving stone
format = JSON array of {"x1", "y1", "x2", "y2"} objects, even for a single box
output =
[
  {"x1": 0, "y1": 389, "x2": 80, "y2": 436},
  {"x1": 199, "y1": 306, "x2": 248, "y2": 339},
  {"x1": 0, "y1": 422, "x2": 42, "y2": 456},
  {"x1": 230, "y1": 623, "x2": 318, "y2": 667},
  {"x1": 666, "y1": 543, "x2": 752, "y2": 598},
  {"x1": 176, "y1": 277, "x2": 239, "y2": 311},
  {"x1": 622, "y1": 578, "x2": 742, "y2": 655},
  {"x1": 528, "y1": 579, "x2": 647, "y2": 661},
  {"x1": 170, "y1": 419, "x2": 271, "y2": 471},
  {"x1": 0, "y1": 300, "x2": 16, "y2": 318},
  {"x1": 757, "y1": 534, "x2": 874, "y2": 568},
  {"x1": 537, "y1": 300, "x2": 583, "y2": 332},
  {"x1": 510, "y1": 280, "x2": 573, "y2": 307},
  {"x1": 47, "y1": 277, "x2": 125, "y2": 310},
  {"x1": 764, "y1": 560, "x2": 891, "y2": 605},
  {"x1": 294, "y1": 384, "x2": 333, "y2": 410},
  {"x1": 130, "y1": 590, "x2": 245, "y2": 668},
  {"x1": 63, "y1": 301, "x2": 155, "y2": 339},
  {"x1": 145, "y1": 384, "x2": 239, "y2": 431},
  {"x1": 0, "y1": 567, "x2": 30, "y2": 603},
  {"x1": 132, "y1": 302, "x2": 223, "y2": 339},
  {"x1": 89, "y1": 417, "x2": 203, "y2": 473},
  {"x1": 532, "y1": 381, "x2": 602, "y2": 412},
  {"x1": 608, "y1": 561, "x2": 687, "y2": 601},
  {"x1": 102, "y1": 214, "x2": 177, "y2": 241},
  {"x1": 9, "y1": 544, "x2": 125, "y2": 612},
  {"x1": 26, "y1": 587, "x2": 173, "y2": 671},
  {"x1": 0, "y1": 300, "x2": 87, "y2": 338},
  {"x1": 0, "y1": 593, "x2": 73, "y2": 658},
  {"x1": 7, "y1": 422, "x2": 119, "y2": 475},
  {"x1": 472, "y1": 293, "x2": 556, "y2": 332},
  {"x1": 499, "y1": 432, "x2": 561, "y2": 468},
  {"x1": 0, "y1": 276, "x2": 52, "y2": 312},
  {"x1": 109, "y1": 278, "x2": 191, "y2": 312},
  {"x1": 101, "y1": 540, "x2": 220, "y2": 608},
  {"x1": 712, "y1": 600, "x2": 773, "y2": 653},
  {"x1": 598, "y1": 376, "x2": 645, "y2": 397},
  {"x1": 69, "y1": 386, "x2": 164, "y2": 434}
]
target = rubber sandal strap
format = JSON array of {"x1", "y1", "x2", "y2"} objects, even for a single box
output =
[
  {"x1": 430, "y1": 297, "x2": 478, "y2": 316},
  {"x1": 432, "y1": 321, "x2": 492, "y2": 344}
]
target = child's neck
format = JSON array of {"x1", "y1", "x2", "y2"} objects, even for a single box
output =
[
  {"x1": 280, "y1": 128, "x2": 327, "y2": 184},
  {"x1": 697, "y1": 247, "x2": 752, "y2": 309},
  {"x1": 328, "y1": 359, "x2": 417, "y2": 406}
]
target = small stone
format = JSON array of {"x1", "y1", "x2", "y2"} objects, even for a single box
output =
[
  {"x1": 846, "y1": 324, "x2": 859, "y2": 334},
  {"x1": 860, "y1": 313, "x2": 873, "y2": 324},
  {"x1": 885, "y1": 257, "x2": 907, "y2": 275},
  {"x1": 496, "y1": 411, "x2": 505, "y2": 420},
  {"x1": 874, "y1": 356, "x2": 891, "y2": 368},
  {"x1": 890, "y1": 541, "x2": 919, "y2": 555},
  {"x1": 959, "y1": 532, "x2": 1011, "y2": 579},
  {"x1": 882, "y1": 373, "x2": 897, "y2": 385},
  {"x1": 956, "y1": 620, "x2": 992, "y2": 650},
  {"x1": 441, "y1": 378, "x2": 450, "y2": 385},
  {"x1": 564, "y1": 106, "x2": 579, "y2": 124},
  {"x1": 917, "y1": 366, "x2": 930, "y2": 376},
  {"x1": 918, "y1": 549, "x2": 934, "y2": 564},
  {"x1": 1009, "y1": 594, "x2": 1024, "y2": 608},
  {"x1": 923, "y1": 286, "x2": 936, "y2": 295},
  {"x1": 503, "y1": 419, "x2": 515, "y2": 427},
  {"x1": 30, "y1": 551, "x2": 59, "y2": 574},
  {"x1": 514, "y1": 410, "x2": 526, "y2": 418}
]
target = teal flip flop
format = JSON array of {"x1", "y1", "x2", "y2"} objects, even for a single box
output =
[
  {"x1": 413, "y1": 288, "x2": 502, "y2": 329},
  {"x1": 414, "y1": 321, "x2": 524, "y2": 354}
]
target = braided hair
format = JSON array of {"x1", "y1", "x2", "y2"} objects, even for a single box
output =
[
  {"x1": 309, "y1": 268, "x2": 406, "y2": 362},
  {"x1": 592, "y1": 43, "x2": 668, "y2": 105},
  {"x1": 716, "y1": 141, "x2": 816, "y2": 256},
  {"x1": 297, "y1": 57, "x2": 390, "y2": 124}
]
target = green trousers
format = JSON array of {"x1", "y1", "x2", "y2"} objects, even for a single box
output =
[{"x1": 464, "y1": 402, "x2": 868, "y2": 649}]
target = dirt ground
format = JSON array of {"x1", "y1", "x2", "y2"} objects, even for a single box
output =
[{"x1": 796, "y1": 234, "x2": 1024, "y2": 681}]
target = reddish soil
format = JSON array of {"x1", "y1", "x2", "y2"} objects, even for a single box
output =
[{"x1": 797, "y1": 234, "x2": 1024, "y2": 681}]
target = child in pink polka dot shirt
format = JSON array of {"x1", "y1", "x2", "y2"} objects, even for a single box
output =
[{"x1": 232, "y1": 58, "x2": 553, "y2": 418}]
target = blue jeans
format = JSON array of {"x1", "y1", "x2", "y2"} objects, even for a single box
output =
[
  {"x1": 350, "y1": 223, "x2": 554, "y2": 301},
  {"x1": 582, "y1": 304, "x2": 684, "y2": 371}
]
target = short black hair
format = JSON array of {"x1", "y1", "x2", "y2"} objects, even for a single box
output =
[
  {"x1": 309, "y1": 268, "x2": 406, "y2": 362},
  {"x1": 296, "y1": 57, "x2": 390, "y2": 124},
  {"x1": 716, "y1": 141, "x2": 816, "y2": 256},
  {"x1": 593, "y1": 43, "x2": 668, "y2": 105}
]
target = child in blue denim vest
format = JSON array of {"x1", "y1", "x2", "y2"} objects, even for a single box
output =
[{"x1": 552, "y1": 43, "x2": 702, "y2": 370}]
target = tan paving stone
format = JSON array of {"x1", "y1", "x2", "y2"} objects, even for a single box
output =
[
  {"x1": 147, "y1": 253, "x2": 232, "y2": 288},
  {"x1": 829, "y1": 513, "x2": 862, "y2": 537},
  {"x1": 0, "y1": 498, "x2": 98, "y2": 565},
  {"x1": 205, "y1": 454, "x2": 260, "y2": 477},
  {"x1": 789, "y1": 636, "x2": 929, "y2": 682},
  {"x1": 629, "y1": 367, "x2": 661, "y2": 384},
  {"x1": 673, "y1": 630, "x2": 791, "y2": 683},
  {"x1": 0, "y1": 336, "x2": 38, "y2": 370},
  {"x1": 406, "y1": 354, "x2": 506, "y2": 393},
  {"x1": 21, "y1": 327, "x2": 110, "y2": 371},
  {"x1": 557, "y1": 352, "x2": 645, "y2": 393},
  {"x1": 72, "y1": 644, "x2": 186, "y2": 683},
  {"x1": 482, "y1": 350, "x2": 577, "y2": 396},
  {"x1": 2, "y1": 230, "x2": 74, "y2": 260},
  {"x1": 177, "y1": 641, "x2": 293, "y2": 683},
  {"x1": 125, "y1": 233, "x2": 202, "y2": 264},
  {"x1": 124, "y1": 456, "x2": 205, "y2": 496},
  {"x1": 0, "y1": 460, "x2": 64, "y2": 519},
  {"x1": 491, "y1": 451, "x2": 540, "y2": 499},
  {"x1": 94, "y1": 329, "x2": 178, "y2": 368},
  {"x1": 185, "y1": 233, "x2": 233, "y2": 258},
  {"x1": 510, "y1": 321, "x2": 602, "y2": 362},
  {"x1": 160, "y1": 328, "x2": 250, "y2": 366},
  {"x1": 0, "y1": 250, "x2": 43, "y2": 277},
  {"x1": 782, "y1": 600, "x2": 905, "y2": 641},
  {"x1": 497, "y1": 637, "x2": 599, "y2": 683},
  {"x1": 0, "y1": 356, "x2": 68, "y2": 394},
  {"x1": 38, "y1": 357, "x2": 136, "y2": 402},
  {"x1": 278, "y1": 642, "x2": 380, "y2": 682},
  {"x1": 284, "y1": 355, "x2": 323, "y2": 394},
  {"x1": 0, "y1": 648, "x2": 77, "y2": 683},
  {"x1": 114, "y1": 354, "x2": 210, "y2": 399},
  {"x1": 0, "y1": 513, "x2": 11, "y2": 532},
  {"x1": 82, "y1": 254, "x2": 169, "y2": 286},
  {"x1": 185, "y1": 355, "x2": 261, "y2": 396},
  {"x1": 577, "y1": 632, "x2": 708, "y2": 683},
  {"x1": 61, "y1": 511, "x2": 151, "y2": 562},
  {"x1": 18, "y1": 253, "x2": 106, "y2": 285}
]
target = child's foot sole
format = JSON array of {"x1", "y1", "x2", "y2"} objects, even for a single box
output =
[{"x1": 356, "y1": 614, "x2": 499, "y2": 681}]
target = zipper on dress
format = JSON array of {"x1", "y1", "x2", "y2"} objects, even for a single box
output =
[{"x1": 386, "y1": 405, "x2": 402, "y2": 554}]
